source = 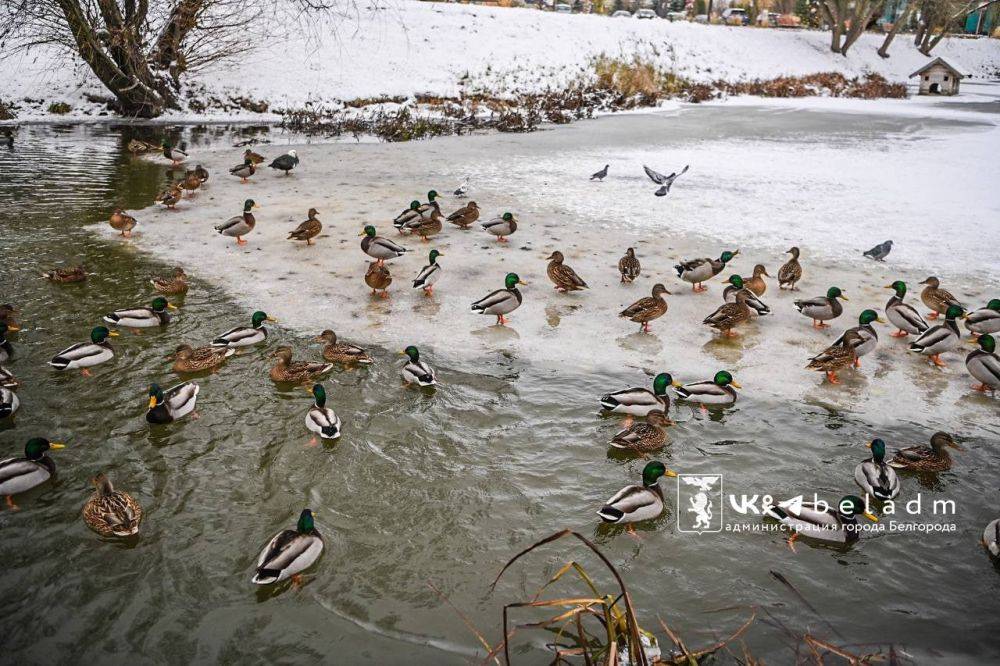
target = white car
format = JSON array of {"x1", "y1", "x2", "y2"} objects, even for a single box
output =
[
  {"x1": 612, "y1": 9, "x2": 632, "y2": 17},
  {"x1": 555, "y1": 3, "x2": 572, "y2": 12},
  {"x1": 666, "y1": 11, "x2": 687, "y2": 21},
  {"x1": 694, "y1": 13, "x2": 709, "y2": 23},
  {"x1": 635, "y1": 8, "x2": 657, "y2": 18}
]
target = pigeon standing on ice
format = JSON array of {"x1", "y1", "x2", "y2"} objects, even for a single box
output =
[
  {"x1": 590, "y1": 164, "x2": 609, "y2": 181},
  {"x1": 268, "y1": 150, "x2": 299, "y2": 176},
  {"x1": 644, "y1": 164, "x2": 689, "y2": 196},
  {"x1": 453, "y1": 178, "x2": 469, "y2": 198},
  {"x1": 864, "y1": 240, "x2": 893, "y2": 262}
]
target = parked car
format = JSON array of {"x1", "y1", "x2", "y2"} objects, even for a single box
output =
[
  {"x1": 555, "y1": 2, "x2": 572, "y2": 12},
  {"x1": 694, "y1": 13, "x2": 709, "y2": 23},
  {"x1": 612, "y1": 9, "x2": 632, "y2": 16},
  {"x1": 635, "y1": 8, "x2": 657, "y2": 18},
  {"x1": 721, "y1": 7, "x2": 748, "y2": 25},
  {"x1": 666, "y1": 11, "x2": 687, "y2": 21}
]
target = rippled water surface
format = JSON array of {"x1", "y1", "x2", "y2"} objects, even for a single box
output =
[{"x1": 1, "y1": 118, "x2": 999, "y2": 664}]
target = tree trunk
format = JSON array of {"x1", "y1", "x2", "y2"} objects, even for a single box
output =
[
  {"x1": 840, "y1": 0, "x2": 885, "y2": 55},
  {"x1": 877, "y1": 2, "x2": 915, "y2": 57},
  {"x1": 55, "y1": 0, "x2": 177, "y2": 117},
  {"x1": 920, "y1": 26, "x2": 948, "y2": 55},
  {"x1": 151, "y1": 0, "x2": 207, "y2": 84},
  {"x1": 913, "y1": 20, "x2": 925, "y2": 46}
]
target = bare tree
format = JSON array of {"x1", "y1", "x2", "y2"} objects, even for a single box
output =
[
  {"x1": 915, "y1": 0, "x2": 1000, "y2": 55},
  {"x1": 819, "y1": 0, "x2": 886, "y2": 55},
  {"x1": 877, "y1": 0, "x2": 916, "y2": 57},
  {"x1": 0, "y1": 0, "x2": 336, "y2": 117}
]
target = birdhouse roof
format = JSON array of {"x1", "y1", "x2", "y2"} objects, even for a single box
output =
[{"x1": 909, "y1": 58, "x2": 967, "y2": 79}]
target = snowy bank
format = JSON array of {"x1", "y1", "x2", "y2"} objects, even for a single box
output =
[{"x1": 3, "y1": 1, "x2": 1000, "y2": 121}]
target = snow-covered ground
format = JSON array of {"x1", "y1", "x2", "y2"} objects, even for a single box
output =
[{"x1": 4, "y1": 1, "x2": 1000, "y2": 121}]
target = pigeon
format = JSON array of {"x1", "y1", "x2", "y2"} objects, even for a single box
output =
[
  {"x1": 268, "y1": 150, "x2": 299, "y2": 175},
  {"x1": 644, "y1": 164, "x2": 689, "y2": 196},
  {"x1": 453, "y1": 178, "x2": 469, "y2": 198},
  {"x1": 863, "y1": 240, "x2": 893, "y2": 262},
  {"x1": 590, "y1": 164, "x2": 609, "y2": 181}
]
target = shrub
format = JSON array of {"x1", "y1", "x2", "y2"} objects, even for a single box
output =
[{"x1": 47, "y1": 101, "x2": 72, "y2": 114}]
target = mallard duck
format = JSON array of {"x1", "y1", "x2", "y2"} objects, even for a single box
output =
[
  {"x1": 305, "y1": 384, "x2": 341, "y2": 443},
  {"x1": 0, "y1": 438, "x2": 65, "y2": 508},
  {"x1": 268, "y1": 150, "x2": 299, "y2": 175},
  {"x1": 415, "y1": 190, "x2": 443, "y2": 217},
  {"x1": 600, "y1": 372, "x2": 679, "y2": 419},
  {"x1": 546, "y1": 251, "x2": 588, "y2": 292},
  {"x1": 314, "y1": 330, "x2": 372, "y2": 365},
  {"x1": 146, "y1": 382, "x2": 199, "y2": 424},
  {"x1": 109, "y1": 208, "x2": 137, "y2": 236},
  {"x1": 360, "y1": 225, "x2": 407, "y2": 264},
  {"x1": 618, "y1": 248, "x2": 640, "y2": 284},
  {"x1": 49, "y1": 326, "x2": 118, "y2": 376},
  {"x1": 965, "y1": 299, "x2": 1000, "y2": 338},
  {"x1": 194, "y1": 164, "x2": 209, "y2": 182},
  {"x1": 884, "y1": 281, "x2": 929, "y2": 338},
  {"x1": 128, "y1": 138, "x2": 157, "y2": 153},
  {"x1": 229, "y1": 159, "x2": 256, "y2": 182},
  {"x1": 831, "y1": 309, "x2": 885, "y2": 367},
  {"x1": 365, "y1": 261, "x2": 392, "y2": 298},
  {"x1": 983, "y1": 519, "x2": 999, "y2": 558},
  {"x1": 243, "y1": 148, "x2": 265, "y2": 165},
  {"x1": 888, "y1": 431, "x2": 960, "y2": 472},
  {"x1": 104, "y1": 296, "x2": 175, "y2": 330},
  {"x1": 597, "y1": 461, "x2": 677, "y2": 525},
  {"x1": 169, "y1": 344, "x2": 234, "y2": 373},
  {"x1": 619, "y1": 283, "x2": 670, "y2": 333},
  {"x1": 403, "y1": 209, "x2": 443, "y2": 241},
  {"x1": 150, "y1": 266, "x2": 188, "y2": 294},
  {"x1": 674, "y1": 250, "x2": 738, "y2": 292},
  {"x1": 854, "y1": 438, "x2": 900, "y2": 500},
  {"x1": 908, "y1": 304, "x2": 965, "y2": 367},
  {"x1": 252, "y1": 509, "x2": 324, "y2": 585},
  {"x1": 154, "y1": 183, "x2": 183, "y2": 209},
  {"x1": 41, "y1": 264, "x2": 87, "y2": 283},
  {"x1": 0, "y1": 324, "x2": 12, "y2": 363},
  {"x1": 215, "y1": 199, "x2": 257, "y2": 245},
  {"x1": 446, "y1": 201, "x2": 479, "y2": 229},
  {"x1": 180, "y1": 170, "x2": 202, "y2": 195},
  {"x1": 0, "y1": 366, "x2": 18, "y2": 389},
  {"x1": 777, "y1": 247, "x2": 802, "y2": 290},
  {"x1": 482, "y1": 212, "x2": 518, "y2": 242},
  {"x1": 394, "y1": 200, "x2": 423, "y2": 233},
  {"x1": 743, "y1": 264, "x2": 769, "y2": 296},
  {"x1": 765, "y1": 495, "x2": 877, "y2": 549},
  {"x1": 806, "y1": 329, "x2": 862, "y2": 383},
  {"x1": 412, "y1": 250, "x2": 443, "y2": 295},
  {"x1": 269, "y1": 347, "x2": 333, "y2": 384},
  {"x1": 82, "y1": 473, "x2": 143, "y2": 537},
  {"x1": 704, "y1": 287, "x2": 753, "y2": 336},
  {"x1": 920, "y1": 276, "x2": 963, "y2": 320},
  {"x1": 794, "y1": 286, "x2": 848, "y2": 328},
  {"x1": 609, "y1": 411, "x2": 671, "y2": 453},
  {"x1": 722, "y1": 275, "x2": 770, "y2": 315},
  {"x1": 288, "y1": 208, "x2": 322, "y2": 245},
  {"x1": 162, "y1": 141, "x2": 187, "y2": 166},
  {"x1": 212, "y1": 310, "x2": 275, "y2": 347},
  {"x1": 674, "y1": 371, "x2": 741, "y2": 406},
  {"x1": 471, "y1": 273, "x2": 525, "y2": 325},
  {"x1": 400, "y1": 345, "x2": 436, "y2": 386},
  {"x1": 0, "y1": 386, "x2": 18, "y2": 419},
  {"x1": 966, "y1": 334, "x2": 1000, "y2": 393}
]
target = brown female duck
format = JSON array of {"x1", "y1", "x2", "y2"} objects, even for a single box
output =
[
  {"x1": 109, "y1": 208, "x2": 137, "y2": 236},
  {"x1": 41, "y1": 265, "x2": 88, "y2": 283},
  {"x1": 269, "y1": 346, "x2": 333, "y2": 384},
  {"x1": 620, "y1": 283, "x2": 670, "y2": 333},
  {"x1": 150, "y1": 267, "x2": 188, "y2": 295},
  {"x1": 920, "y1": 276, "x2": 963, "y2": 320},
  {"x1": 778, "y1": 247, "x2": 802, "y2": 290},
  {"x1": 315, "y1": 330, "x2": 373, "y2": 365},
  {"x1": 888, "y1": 432, "x2": 961, "y2": 472},
  {"x1": 546, "y1": 251, "x2": 588, "y2": 292},
  {"x1": 169, "y1": 344, "x2": 234, "y2": 374},
  {"x1": 618, "y1": 247, "x2": 640, "y2": 284},
  {"x1": 288, "y1": 208, "x2": 322, "y2": 245},
  {"x1": 446, "y1": 201, "x2": 479, "y2": 229},
  {"x1": 365, "y1": 261, "x2": 392, "y2": 298}
]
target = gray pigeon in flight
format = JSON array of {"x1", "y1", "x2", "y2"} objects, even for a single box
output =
[
  {"x1": 863, "y1": 240, "x2": 893, "y2": 261},
  {"x1": 644, "y1": 164, "x2": 689, "y2": 196},
  {"x1": 590, "y1": 164, "x2": 609, "y2": 181}
]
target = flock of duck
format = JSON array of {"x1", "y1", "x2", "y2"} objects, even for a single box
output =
[{"x1": 2, "y1": 140, "x2": 1000, "y2": 588}]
